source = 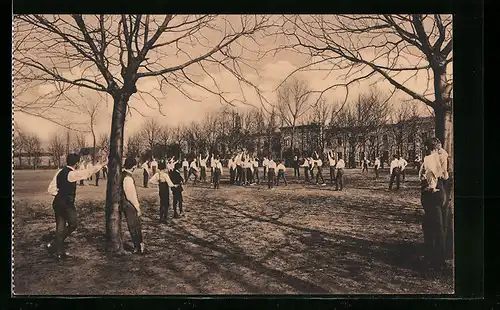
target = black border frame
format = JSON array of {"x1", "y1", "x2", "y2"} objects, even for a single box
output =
[{"x1": 7, "y1": 0, "x2": 486, "y2": 309}]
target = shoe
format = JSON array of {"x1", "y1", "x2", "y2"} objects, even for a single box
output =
[
  {"x1": 56, "y1": 252, "x2": 71, "y2": 260},
  {"x1": 47, "y1": 242, "x2": 56, "y2": 254},
  {"x1": 133, "y1": 243, "x2": 145, "y2": 255},
  {"x1": 173, "y1": 213, "x2": 180, "y2": 219},
  {"x1": 322, "y1": 183, "x2": 326, "y2": 186}
]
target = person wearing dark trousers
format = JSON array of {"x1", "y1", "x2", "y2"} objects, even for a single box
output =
[
  {"x1": 210, "y1": 154, "x2": 216, "y2": 184},
  {"x1": 245, "y1": 157, "x2": 253, "y2": 185},
  {"x1": 262, "y1": 156, "x2": 268, "y2": 179},
  {"x1": 327, "y1": 151, "x2": 336, "y2": 185},
  {"x1": 199, "y1": 153, "x2": 209, "y2": 182},
  {"x1": 374, "y1": 157, "x2": 380, "y2": 179},
  {"x1": 313, "y1": 156, "x2": 326, "y2": 185},
  {"x1": 169, "y1": 163, "x2": 185, "y2": 218},
  {"x1": 46, "y1": 153, "x2": 107, "y2": 259},
  {"x1": 399, "y1": 156, "x2": 408, "y2": 182},
  {"x1": 122, "y1": 157, "x2": 145, "y2": 254},
  {"x1": 435, "y1": 137, "x2": 452, "y2": 260},
  {"x1": 293, "y1": 155, "x2": 300, "y2": 178},
  {"x1": 141, "y1": 160, "x2": 150, "y2": 188},
  {"x1": 252, "y1": 157, "x2": 260, "y2": 184},
  {"x1": 235, "y1": 152, "x2": 243, "y2": 185},
  {"x1": 95, "y1": 170, "x2": 100, "y2": 186},
  {"x1": 389, "y1": 155, "x2": 401, "y2": 190},
  {"x1": 301, "y1": 158, "x2": 310, "y2": 182},
  {"x1": 276, "y1": 160, "x2": 288, "y2": 186},
  {"x1": 362, "y1": 157, "x2": 370, "y2": 173},
  {"x1": 229, "y1": 156, "x2": 236, "y2": 185},
  {"x1": 102, "y1": 166, "x2": 107, "y2": 180},
  {"x1": 335, "y1": 156, "x2": 345, "y2": 191},
  {"x1": 213, "y1": 158, "x2": 223, "y2": 189},
  {"x1": 267, "y1": 158, "x2": 276, "y2": 189},
  {"x1": 308, "y1": 157, "x2": 315, "y2": 181},
  {"x1": 187, "y1": 159, "x2": 199, "y2": 185},
  {"x1": 149, "y1": 161, "x2": 176, "y2": 223},
  {"x1": 419, "y1": 138, "x2": 448, "y2": 272}
]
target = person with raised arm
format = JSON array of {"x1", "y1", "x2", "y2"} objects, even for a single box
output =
[
  {"x1": 335, "y1": 154, "x2": 346, "y2": 191},
  {"x1": 46, "y1": 153, "x2": 108, "y2": 259},
  {"x1": 328, "y1": 151, "x2": 336, "y2": 185},
  {"x1": 149, "y1": 161, "x2": 178, "y2": 223}
]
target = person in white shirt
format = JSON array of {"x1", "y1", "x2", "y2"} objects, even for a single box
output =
[
  {"x1": 199, "y1": 153, "x2": 209, "y2": 183},
  {"x1": 267, "y1": 157, "x2": 277, "y2": 189},
  {"x1": 389, "y1": 155, "x2": 402, "y2": 190},
  {"x1": 308, "y1": 156, "x2": 315, "y2": 181},
  {"x1": 213, "y1": 156, "x2": 223, "y2": 189},
  {"x1": 46, "y1": 153, "x2": 107, "y2": 259},
  {"x1": 235, "y1": 152, "x2": 243, "y2": 185},
  {"x1": 328, "y1": 151, "x2": 336, "y2": 185},
  {"x1": 251, "y1": 157, "x2": 260, "y2": 185},
  {"x1": 209, "y1": 154, "x2": 216, "y2": 184},
  {"x1": 276, "y1": 160, "x2": 288, "y2": 186},
  {"x1": 419, "y1": 137, "x2": 448, "y2": 270},
  {"x1": 245, "y1": 155, "x2": 253, "y2": 186},
  {"x1": 149, "y1": 161, "x2": 178, "y2": 223},
  {"x1": 362, "y1": 157, "x2": 370, "y2": 173},
  {"x1": 182, "y1": 158, "x2": 189, "y2": 180},
  {"x1": 167, "y1": 157, "x2": 178, "y2": 172},
  {"x1": 78, "y1": 157, "x2": 87, "y2": 186},
  {"x1": 262, "y1": 156, "x2": 269, "y2": 179},
  {"x1": 313, "y1": 156, "x2": 326, "y2": 186},
  {"x1": 228, "y1": 156, "x2": 236, "y2": 185},
  {"x1": 414, "y1": 154, "x2": 422, "y2": 173},
  {"x1": 335, "y1": 155, "x2": 346, "y2": 191},
  {"x1": 141, "y1": 160, "x2": 150, "y2": 188},
  {"x1": 187, "y1": 158, "x2": 199, "y2": 184},
  {"x1": 293, "y1": 155, "x2": 300, "y2": 178},
  {"x1": 374, "y1": 157, "x2": 381, "y2": 179},
  {"x1": 300, "y1": 157, "x2": 310, "y2": 182},
  {"x1": 150, "y1": 157, "x2": 158, "y2": 175},
  {"x1": 122, "y1": 156, "x2": 145, "y2": 254},
  {"x1": 399, "y1": 156, "x2": 408, "y2": 182}
]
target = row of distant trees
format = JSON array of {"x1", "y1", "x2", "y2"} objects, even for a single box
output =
[{"x1": 124, "y1": 81, "x2": 430, "y2": 162}]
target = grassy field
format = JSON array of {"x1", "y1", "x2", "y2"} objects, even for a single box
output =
[{"x1": 12, "y1": 167, "x2": 453, "y2": 295}]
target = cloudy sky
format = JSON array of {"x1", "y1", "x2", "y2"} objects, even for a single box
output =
[{"x1": 13, "y1": 15, "x2": 441, "y2": 149}]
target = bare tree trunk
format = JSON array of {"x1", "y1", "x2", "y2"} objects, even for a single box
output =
[
  {"x1": 105, "y1": 93, "x2": 129, "y2": 254},
  {"x1": 91, "y1": 126, "x2": 97, "y2": 165}
]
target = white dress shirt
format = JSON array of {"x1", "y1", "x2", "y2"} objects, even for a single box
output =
[
  {"x1": 149, "y1": 170, "x2": 175, "y2": 188},
  {"x1": 262, "y1": 158, "x2": 269, "y2": 168},
  {"x1": 315, "y1": 159, "x2": 323, "y2": 168},
  {"x1": 374, "y1": 159, "x2": 380, "y2": 168},
  {"x1": 252, "y1": 160, "x2": 259, "y2": 168},
  {"x1": 328, "y1": 155, "x2": 336, "y2": 167},
  {"x1": 151, "y1": 160, "x2": 158, "y2": 168},
  {"x1": 215, "y1": 161, "x2": 223, "y2": 175},
  {"x1": 277, "y1": 163, "x2": 286, "y2": 171},
  {"x1": 190, "y1": 160, "x2": 199, "y2": 171},
  {"x1": 438, "y1": 148, "x2": 449, "y2": 180},
  {"x1": 336, "y1": 159, "x2": 345, "y2": 169},
  {"x1": 267, "y1": 160, "x2": 277, "y2": 169},
  {"x1": 48, "y1": 164, "x2": 105, "y2": 196},
  {"x1": 142, "y1": 162, "x2": 149, "y2": 171},
  {"x1": 200, "y1": 155, "x2": 208, "y2": 168},
  {"x1": 300, "y1": 160, "x2": 309, "y2": 168},
  {"x1": 123, "y1": 169, "x2": 141, "y2": 212},
  {"x1": 182, "y1": 160, "x2": 189, "y2": 168},
  {"x1": 398, "y1": 158, "x2": 408, "y2": 171},
  {"x1": 210, "y1": 157, "x2": 216, "y2": 168},
  {"x1": 419, "y1": 152, "x2": 444, "y2": 190},
  {"x1": 390, "y1": 159, "x2": 400, "y2": 175}
]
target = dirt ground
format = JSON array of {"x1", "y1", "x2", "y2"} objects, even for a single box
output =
[{"x1": 12, "y1": 167, "x2": 453, "y2": 295}]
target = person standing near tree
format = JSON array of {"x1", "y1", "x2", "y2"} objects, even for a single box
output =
[
  {"x1": 389, "y1": 154, "x2": 402, "y2": 190},
  {"x1": 419, "y1": 137, "x2": 447, "y2": 273},
  {"x1": 374, "y1": 157, "x2": 381, "y2": 179},
  {"x1": 121, "y1": 156, "x2": 146, "y2": 254},
  {"x1": 182, "y1": 157, "x2": 189, "y2": 180},
  {"x1": 142, "y1": 160, "x2": 150, "y2": 188},
  {"x1": 362, "y1": 157, "x2": 370, "y2": 173},
  {"x1": 335, "y1": 155, "x2": 346, "y2": 191},
  {"x1": 434, "y1": 137, "x2": 452, "y2": 261},
  {"x1": 46, "y1": 153, "x2": 107, "y2": 259}
]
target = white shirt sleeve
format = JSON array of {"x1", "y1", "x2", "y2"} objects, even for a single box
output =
[
  {"x1": 123, "y1": 176, "x2": 140, "y2": 209},
  {"x1": 67, "y1": 164, "x2": 104, "y2": 183},
  {"x1": 47, "y1": 169, "x2": 62, "y2": 196}
]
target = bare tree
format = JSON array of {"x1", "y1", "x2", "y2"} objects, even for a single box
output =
[
  {"x1": 274, "y1": 14, "x2": 453, "y2": 171},
  {"x1": 23, "y1": 133, "x2": 42, "y2": 169},
  {"x1": 308, "y1": 98, "x2": 333, "y2": 152},
  {"x1": 75, "y1": 132, "x2": 87, "y2": 151},
  {"x1": 276, "y1": 77, "x2": 312, "y2": 156},
  {"x1": 14, "y1": 14, "x2": 274, "y2": 253},
  {"x1": 98, "y1": 133, "x2": 110, "y2": 154},
  {"x1": 48, "y1": 133, "x2": 66, "y2": 168},
  {"x1": 139, "y1": 118, "x2": 162, "y2": 156},
  {"x1": 125, "y1": 132, "x2": 143, "y2": 158},
  {"x1": 13, "y1": 125, "x2": 26, "y2": 168}
]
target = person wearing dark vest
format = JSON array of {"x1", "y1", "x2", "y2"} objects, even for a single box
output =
[
  {"x1": 46, "y1": 153, "x2": 107, "y2": 259},
  {"x1": 169, "y1": 162, "x2": 185, "y2": 218},
  {"x1": 213, "y1": 156, "x2": 223, "y2": 189},
  {"x1": 149, "y1": 161, "x2": 177, "y2": 223},
  {"x1": 122, "y1": 157, "x2": 146, "y2": 254}
]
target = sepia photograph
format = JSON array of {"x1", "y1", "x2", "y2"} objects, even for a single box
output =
[{"x1": 12, "y1": 14, "x2": 453, "y2": 295}]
